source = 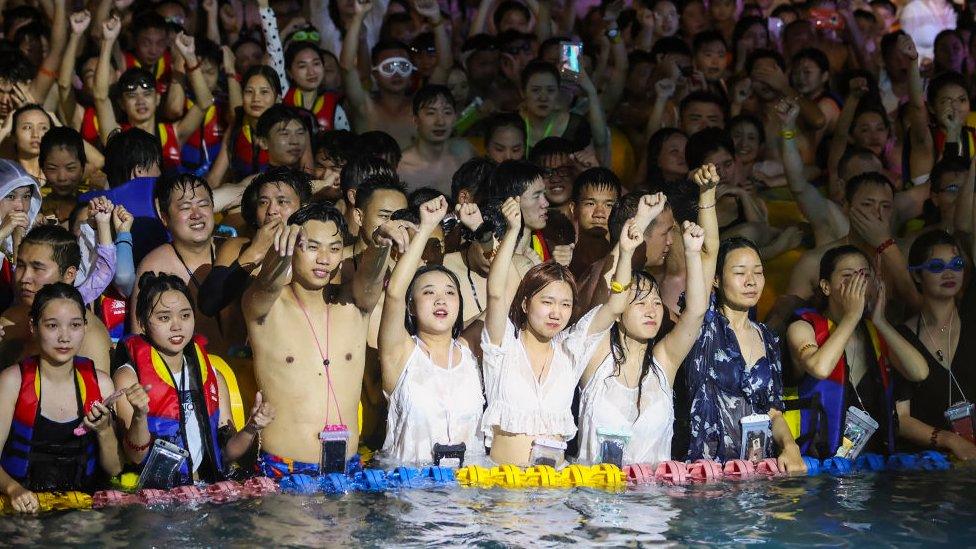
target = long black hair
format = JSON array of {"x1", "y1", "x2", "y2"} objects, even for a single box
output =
[
  {"x1": 606, "y1": 271, "x2": 673, "y2": 416},
  {"x1": 404, "y1": 265, "x2": 465, "y2": 339},
  {"x1": 135, "y1": 271, "x2": 195, "y2": 343}
]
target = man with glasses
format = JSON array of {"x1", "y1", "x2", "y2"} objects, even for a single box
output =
[{"x1": 340, "y1": 0, "x2": 452, "y2": 149}]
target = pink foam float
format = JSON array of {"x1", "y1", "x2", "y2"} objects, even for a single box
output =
[
  {"x1": 169, "y1": 485, "x2": 207, "y2": 504},
  {"x1": 138, "y1": 489, "x2": 174, "y2": 505},
  {"x1": 206, "y1": 481, "x2": 245, "y2": 503},
  {"x1": 722, "y1": 459, "x2": 756, "y2": 479},
  {"x1": 755, "y1": 458, "x2": 782, "y2": 476},
  {"x1": 242, "y1": 476, "x2": 279, "y2": 497},
  {"x1": 623, "y1": 463, "x2": 656, "y2": 485},
  {"x1": 687, "y1": 459, "x2": 724, "y2": 482},
  {"x1": 92, "y1": 490, "x2": 143, "y2": 508},
  {"x1": 654, "y1": 460, "x2": 690, "y2": 485}
]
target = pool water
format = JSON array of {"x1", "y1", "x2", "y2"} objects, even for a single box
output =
[{"x1": 4, "y1": 471, "x2": 975, "y2": 547}]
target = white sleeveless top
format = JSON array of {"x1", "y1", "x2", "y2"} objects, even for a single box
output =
[
  {"x1": 576, "y1": 351, "x2": 675, "y2": 465},
  {"x1": 381, "y1": 338, "x2": 485, "y2": 465},
  {"x1": 480, "y1": 307, "x2": 607, "y2": 447}
]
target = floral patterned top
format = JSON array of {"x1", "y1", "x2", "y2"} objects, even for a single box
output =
[{"x1": 684, "y1": 295, "x2": 784, "y2": 462}]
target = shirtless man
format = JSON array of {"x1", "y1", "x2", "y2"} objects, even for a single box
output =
[
  {"x1": 133, "y1": 174, "x2": 230, "y2": 354},
  {"x1": 567, "y1": 167, "x2": 621, "y2": 279},
  {"x1": 397, "y1": 85, "x2": 475, "y2": 195},
  {"x1": 244, "y1": 202, "x2": 394, "y2": 471},
  {"x1": 342, "y1": 0, "x2": 452, "y2": 150},
  {"x1": 0, "y1": 226, "x2": 112, "y2": 372}
]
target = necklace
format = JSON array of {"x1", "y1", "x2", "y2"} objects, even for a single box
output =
[{"x1": 920, "y1": 311, "x2": 954, "y2": 365}]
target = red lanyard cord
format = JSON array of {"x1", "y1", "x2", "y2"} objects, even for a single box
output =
[{"x1": 289, "y1": 286, "x2": 343, "y2": 427}]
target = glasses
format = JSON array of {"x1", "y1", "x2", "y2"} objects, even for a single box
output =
[
  {"x1": 410, "y1": 45, "x2": 437, "y2": 56},
  {"x1": 288, "y1": 28, "x2": 320, "y2": 44},
  {"x1": 910, "y1": 256, "x2": 966, "y2": 273},
  {"x1": 122, "y1": 81, "x2": 154, "y2": 93},
  {"x1": 373, "y1": 57, "x2": 416, "y2": 78}
]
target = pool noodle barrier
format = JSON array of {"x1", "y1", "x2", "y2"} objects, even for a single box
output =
[{"x1": 0, "y1": 451, "x2": 955, "y2": 513}]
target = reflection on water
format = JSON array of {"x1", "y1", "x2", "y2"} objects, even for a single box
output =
[{"x1": 4, "y1": 471, "x2": 976, "y2": 547}]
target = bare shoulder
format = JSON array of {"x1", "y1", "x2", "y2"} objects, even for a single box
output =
[
  {"x1": 0, "y1": 362, "x2": 21, "y2": 385},
  {"x1": 137, "y1": 243, "x2": 180, "y2": 275},
  {"x1": 449, "y1": 138, "x2": 476, "y2": 159}
]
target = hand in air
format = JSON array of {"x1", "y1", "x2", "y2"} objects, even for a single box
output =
[
  {"x1": 246, "y1": 391, "x2": 276, "y2": 431},
  {"x1": 102, "y1": 15, "x2": 122, "y2": 43},
  {"x1": 113, "y1": 0, "x2": 135, "y2": 9},
  {"x1": 691, "y1": 163, "x2": 720, "y2": 190},
  {"x1": 839, "y1": 271, "x2": 868, "y2": 321},
  {"x1": 455, "y1": 202, "x2": 483, "y2": 231},
  {"x1": 633, "y1": 192, "x2": 667, "y2": 232},
  {"x1": 681, "y1": 220, "x2": 705, "y2": 253},
  {"x1": 774, "y1": 96, "x2": 800, "y2": 131},
  {"x1": 202, "y1": 0, "x2": 217, "y2": 13},
  {"x1": 418, "y1": 195, "x2": 449, "y2": 230},
  {"x1": 261, "y1": 223, "x2": 302, "y2": 283},
  {"x1": 848, "y1": 76, "x2": 869, "y2": 100},
  {"x1": 412, "y1": 0, "x2": 442, "y2": 22},
  {"x1": 870, "y1": 279, "x2": 887, "y2": 326},
  {"x1": 373, "y1": 219, "x2": 416, "y2": 254},
  {"x1": 69, "y1": 10, "x2": 91, "y2": 35},
  {"x1": 89, "y1": 196, "x2": 114, "y2": 225},
  {"x1": 618, "y1": 218, "x2": 644, "y2": 254},
  {"x1": 83, "y1": 401, "x2": 113, "y2": 433},
  {"x1": 219, "y1": 0, "x2": 243, "y2": 34},
  {"x1": 111, "y1": 204, "x2": 134, "y2": 234},
  {"x1": 655, "y1": 78, "x2": 677, "y2": 101},
  {"x1": 751, "y1": 63, "x2": 789, "y2": 93},
  {"x1": 124, "y1": 383, "x2": 151, "y2": 419},
  {"x1": 501, "y1": 196, "x2": 522, "y2": 234},
  {"x1": 896, "y1": 34, "x2": 918, "y2": 61},
  {"x1": 174, "y1": 32, "x2": 197, "y2": 60},
  {"x1": 552, "y1": 243, "x2": 574, "y2": 266},
  {"x1": 221, "y1": 46, "x2": 237, "y2": 74},
  {"x1": 938, "y1": 104, "x2": 962, "y2": 135},
  {"x1": 354, "y1": 0, "x2": 374, "y2": 16},
  {"x1": 571, "y1": 148, "x2": 599, "y2": 171}
]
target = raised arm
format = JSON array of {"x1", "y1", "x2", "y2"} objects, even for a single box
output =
[
  {"x1": 257, "y1": 0, "x2": 289, "y2": 96},
  {"x1": 787, "y1": 271, "x2": 865, "y2": 379},
  {"x1": 415, "y1": 0, "x2": 453, "y2": 85},
  {"x1": 599, "y1": 17, "x2": 628, "y2": 115},
  {"x1": 351, "y1": 220, "x2": 396, "y2": 313},
  {"x1": 222, "y1": 46, "x2": 242, "y2": 115},
  {"x1": 242, "y1": 223, "x2": 303, "y2": 323},
  {"x1": 486, "y1": 197, "x2": 522, "y2": 346},
  {"x1": 901, "y1": 34, "x2": 934, "y2": 181},
  {"x1": 202, "y1": 0, "x2": 221, "y2": 44},
  {"x1": 31, "y1": 0, "x2": 67, "y2": 102},
  {"x1": 870, "y1": 282, "x2": 928, "y2": 381},
  {"x1": 174, "y1": 33, "x2": 214, "y2": 143},
  {"x1": 58, "y1": 9, "x2": 90, "y2": 123},
  {"x1": 655, "y1": 220, "x2": 707, "y2": 382},
  {"x1": 340, "y1": 0, "x2": 373, "y2": 124},
  {"x1": 588, "y1": 193, "x2": 667, "y2": 335},
  {"x1": 470, "y1": 0, "x2": 495, "y2": 36},
  {"x1": 752, "y1": 61, "x2": 825, "y2": 131},
  {"x1": 692, "y1": 164, "x2": 720, "y2": 290},
  {"x1": 578, "y1": 67, "x2": 611, "y2": 166},
  {"x1": 378, "y1": 196, "x2": 448, "y2": 393},
  {"x1": 93, "y1": 15, "x2": 122, "y2": 145},
  {"x1": 827, "y1": 80, "x2": 864, "y2": 203},
  {"x1": 777, "y1": 97, "x2": 848, "y2": 245}
]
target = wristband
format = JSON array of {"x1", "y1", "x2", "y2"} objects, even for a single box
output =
[
  {"x1": 231, "y1": 72, "x2": 242, "y2": 83},
  {"x1": 124, "y1": 433, "x2": 152, "y2": 452},
  {"x1": 186, "y1": 60, "x2": 202, "y2": 73},
  {"x1": 876, "y1": 238, "x2": 895, "y2": 256},
  {"x1": 698, "y1": 202, "x2": 716, "y2": 209},
  {"x1": 780, "y1": 130, "x2": 796, "y2": 140},
  {"x1": 610, "y1": 279, "x2": 632, "y2": 294},
  {"x1": 243, "y1": 422, "x2": 260, "y2": 435},
  {"x1": 38, "y1": 66, "x2": 57, "y2": 79}
]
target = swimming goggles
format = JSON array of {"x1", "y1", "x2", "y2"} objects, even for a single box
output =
[
  {"x1": 288, "y1": 27, "x2": 320, "y2": 44},
  {"x1": 373, "y1": 57, "x2": 416, "y2": 78},
  {"x1": 910, "y1": 256, "x2": 966, "y2": 273},
  {"x1": 122, "y1": 81, "x2": 154, "y2": 93}
]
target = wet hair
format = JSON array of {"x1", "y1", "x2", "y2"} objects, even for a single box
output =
[
  {"x1": 255, "y1": 104, "x2": 311, "y2": 139},
  {"x1": 837, "y1": 146, "x2": 881, "y2": 180},
  {"x1": 680, "y1": 91, "x2": 727, "y2": 124},
  {"x1": 340, "y1": 155, "x2": 397, "y2": 196},
  {"x1": 509, "y1": 261, "x2": 578, "y2": 330},
  {"x1": 242, "y1": 64, "x2": 283, "y2": 98},
  {"x1": 693, "y1": 30, "x2": 727, "y2": 53},
  {"x1": 357, "y1": 131, "x2": 402, "y2": 167},
  {"x1": 745, "y1": 48, "x2": 785, "y2": 75},
  {"x1": 135, "y1": 271, "x2": 194, "y2": 339},
  {"x1": 520, "y1": 60, "x2": 560, "y2": 89},
  {"x1": 313, "y1": 129, "x2": 358, "y2": 165},
  {"x1": 370, "y1": 39, "x2": 411, "y2": 66},
  {"x1": 404, "y1": 265, "x2": 465, "y2": 339},
  {"x1": 451, "y1": 156, "x2": 496, "y2": 204},
  {"x1": 528, "y1": 136, "x2": 576, "y2": 164},
  {"x1": 484, "y1": 112, "x2": 527, "y2": 148},
  {"x1": 412, "y1": 84, "x2": 456, "y2": 115},
  {"x1": 645, "y1": 126, "x2": 687, "y2": 179},
  {"x1": 13, "y1": 21, "x2": 48, "y2": 48},
  {"x1": 2, "y1": 5, "x2": 41, "y2": 39},
  {"x1": 494, "y1": 0, "x2": 531, "y2": 29},
  {"x1": 153, "y1": 173, "x2": 214, "y2": 216},
  {"x1": 771, "y1": 4, "x2": 800, "y2": 19},
  {"x1": 132, "y1": 11, "x2": 170, "y2": 37},
  {"x1": 241, "y1": 167, "x2": 313, "y2": 229},
  {"x1": 843, "y1": 171, "x2": 894, "y2": 204},
  {"x1": 29, "y1": 282, "x2": 86, "y2": 327},
  {"x1": 926, "y1": 71, "x2": 968, "y2": 108},
  {"x1": 115, "y1": 68, "x2": 157, "y2": 102},
  {"x1": 20, "y1": 225, "x2": 81, "y2": 275},
  {"x1": 285, "y1": 40, "x2": 324, "y2": 71},
  {"x1": 851, "y1": 102, "x2": 892, "y2": 135},
  {"x1": 792, "y1": 47, "x2": 830, "y2": 74},
  {"x1": 287, "y1": 201, "x2": 349, "y2": 239},
  {"x1": 729, "y1": 114, "x2": 765, "y2": 145},
  {"x1": 39, "y1": 126, "x2": 87, "y2": 168},
  {"x1": 461, "y1": 33, "x2": 498, "y2": 57},
  {"x1": 572, "y1": 167, "x2": 621, "y2": 203},
  {"x1": 933, "y1": 30, "x2": 965, "y2": 71},
  {"x1": 103, "y1": 129, "x2": 162, "y2": 188},
  {"x1": 880, "y1": 30, "x2": 907, "y2": 61},
  {"x1": 608, "y1": 270, "x2": 673, "y2": 417},
  {"x1": 908, "y1": 231, "x2": 963, "y2": 288},
  {"x1": 715, "y1": 237, "x2": 761, "y2": 300},
  {"x1": 194, "y1": 37, "x2": 222, "y2": 69},
  {"x1": 819, "y1": 244, "x2": 870, "y2": 283},
  {"x1": 484, "y1": 159, "x2": 545, "y2": 201},
  {"x1": 686, "y1": 127, "x2": 735, "y2": 170},
  {"x1": 733, "y1": 16, "x2": 769, "y2": 47},
  {"x1": 0, "y1": 47, "x2": 34, "y2": 84},
  {"x1": 355, "y1": 172, "x2": 408, "y2": 212},
  {"x1": 408, "y1": 187, "x2": 448, "y2": 213},
  {"x1": 650, "y1": 36, "x2": 691, "y2": 61},
  {"x1": 608, "y1": 191, "x2": 671, "y2": 246}
]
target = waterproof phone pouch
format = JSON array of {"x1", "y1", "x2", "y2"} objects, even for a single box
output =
[
  {"x1": 836, "y1": 406, "x2": 878, "y2": 460},
  {"x1": 319, "y1": 425, "x2": 349, "y2": 475},
  {"x1": 530, "y1": 438, "x2": 567, "y2": 467},
  {"x1": 596, "y1": 428, "x2": 631, "y2": 468},
  {"x1": 739, "y1": 414, "x2": 772, "y2": 464},
  {"x1": 945, "y1": 401, "x2": 976, "y2": 444},
  {"x1": 138, "y1": 438, "x2": 189, "y2": 490},
  {"x1": 432, "y1": 442, "x2": 466, "y2": 468}
]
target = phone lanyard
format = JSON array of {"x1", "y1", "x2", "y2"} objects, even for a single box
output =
[
  {"x1": 290, "y1": 286, "x2": 343, "y2": 428},
  {"x1": 465, "y1": 262, "x2": 483, "y2": 312},
  {"x1": 416, "y1": 337, "x2": 457, "y2": 443}
]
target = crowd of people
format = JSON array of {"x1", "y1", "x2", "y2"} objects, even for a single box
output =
[{"x1": 0, "y1": 0, "x2": 974, "y2": 515}]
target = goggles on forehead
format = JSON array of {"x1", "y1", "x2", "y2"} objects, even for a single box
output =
[
  {"x1": 122, "y1": 80, "x2": 155, "y2": 93},
  {"x1": 288, "y1": 28, "x2": 320, "y2": 45},
  {"x1": 373, "y1": 57, "x2": 416, "y2": 78},
  {"x1": 910, "y1": 256, "x2": 966, "y2": 274}
]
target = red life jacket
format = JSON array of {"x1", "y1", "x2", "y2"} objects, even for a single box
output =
[
  {"x1": 0, "y1": 356, "x2": 101, "y2": 482},
  {"x1": 123, "y1": 51, "x2": 172, "y2": 95},
  {"x1": 231, "y1": 124, "x2": 268, "y2": 178},
  {"x1": 283, "y1": 88, "x2": 340, "y2": 132},
  {"x1": 124, "y1": 334, "x2": 224, "y2": 484},
  {"x1": 80, "y1": 107, "x2": 100, "y2": 146},
  {"x1": 181, "y1": 102, "x2": 225, "y2": 172}
]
